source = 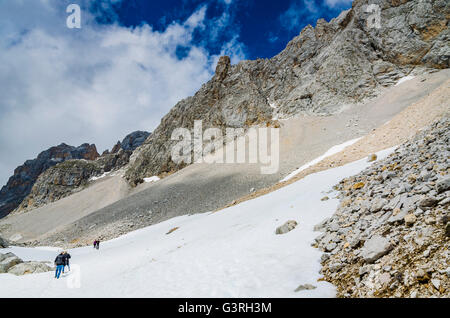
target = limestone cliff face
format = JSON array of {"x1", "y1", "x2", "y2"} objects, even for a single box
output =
[
  {"x1": 0, "y1": 143, "x2": 99, "y2": 218},
  {"x1": 125, "y1": 0, "x2": 449, "y2": 186}
]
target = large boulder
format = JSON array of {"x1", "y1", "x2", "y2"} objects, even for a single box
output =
[
  {"x1": 275, "y1": 220, "x2": 298, "y2": 235},
  {"x1": 0, "y1": 252, "x2": 14, "y2": 262},
  {"x1": 7, "y1": 262, "x2": 52, "y2": 276},
  {"x1": 436, "y1": 176, "x2": 450, "y2": 194},
  {"x1": 0, "y1": 254, "x2": 23, "y2": 273},
  {"x1": 360, "y1": 235, "x2": 392, "y2": 263}
]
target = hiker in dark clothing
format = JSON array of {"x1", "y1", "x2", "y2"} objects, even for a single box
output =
[
  {"x1": 93, "y1": 240, "x2": 97, "y2": 249},
  {"x1": 95, "y1": 239, "x2": 100, "y2": 250},
  {"x1": 62, "y1": 251, "x2": 71, "y2": 273},
  {"x1": 54, "y1": 252, "x2": 65, "y2": 279}
]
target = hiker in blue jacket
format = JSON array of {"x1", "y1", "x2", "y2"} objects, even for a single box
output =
[{"x1": 54, "y1": 252, "x2": 65, "y2": 279}]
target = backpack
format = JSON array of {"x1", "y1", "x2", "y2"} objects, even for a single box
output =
[{"x1": 55, "y1": 254, "x2": 65, "y2": 265}]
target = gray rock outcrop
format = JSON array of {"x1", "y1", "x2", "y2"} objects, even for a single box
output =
[
  {"x1": 0, "y1": 236, "x2": 9, "y2": 248},
  {"x1": 7, "y1": 261, "x2": 53, "y2": 276},
  {"x1": 275, "y1": 220, "x2": 298, "y2": 235},
  {"x1": 0, "y1": 252, "x2": 53, "y2": 275},
  {"x1": 0, "y1": 254, "x2": 23, "y2": 273}
]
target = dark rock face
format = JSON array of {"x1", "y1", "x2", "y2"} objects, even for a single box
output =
[
  {"x1": 0, "y1": 236, "x2": 9, "y2": 248},
  {"x1": 125, "y1": 0, "x2": 450, "y2": 186},
  {"x1": 109, "y1": 131, "x2": 150, "y2": 154},
  {"x1": 0, "y1": 144, "x2": 99, "y2": 218},
  {"x1": 120, "y1": 131, "x2": 150, "y2": 152},
  {"x1": 111, "y1": 142, "x2": 122, "y2": 154},
  {"x1": 97, "y1": 149, "x2": 132, "y2": 173}
]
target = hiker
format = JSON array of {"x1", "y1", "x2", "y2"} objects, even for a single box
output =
[
  {"x1": 62, "y1": 251, "x2": 71, "y2": 273},
  {"x1": 54, "y1": 252, "x2": 65, "y2": 279},
  {"x1": 93, "y1": 240, "x2": 97, "y2": 249},
  {"x1": 96, "y1": 239, "x2": 100, "y2": 250}
]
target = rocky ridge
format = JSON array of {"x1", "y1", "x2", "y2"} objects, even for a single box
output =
[
  {"x1": 0, "y1": 130, "x2": 150, "y2": 216},
  {"x1": 102, "y1": 131, "x2": 150, "y2": 155},
  {"x1": 0, "y1": 143, "x2": 99, "y2": 218},
  {"x1": 314, "y1": 116, "x2": 450, "y2": 297},
  {"x1": 125, "y1": 0, "x2": 449, "y2": 186},
  {"x1": 13, "y1": 131, "x2": 150, "y2": 214}
]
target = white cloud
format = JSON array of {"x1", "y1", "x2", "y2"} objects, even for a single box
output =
[
  {"x1": 0, "y1": 1, "x2": 245, "y2": 186},
  {"x1": 324, "y1": 0, "x2": 353, "y2": 8},
  {"x1": 280, "y1": 1, "x2": 312, "y2": 31},
  {"x1": 217, "y1": 35, "x2": 246, "y2": 64}
]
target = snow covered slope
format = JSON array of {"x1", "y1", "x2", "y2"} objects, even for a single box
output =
[
  {"x1": 280, "y1": 138, "x2": 362, "y2": 182},
  {"x1": 0, "y1": 148, "x2": 395, "y2": 298}
]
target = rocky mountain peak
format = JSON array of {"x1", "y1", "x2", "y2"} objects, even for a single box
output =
[
  {"x1": 121, "y1": 131, "x2": 151, "y2": 152},
  {"x1": 214, "y1": 55, "x2": 231, "y2": 81},
  {"x1": 105, "y1": 131, "x2": 151, "y2": 154},
  {"x1": 124, "y1": 0, "x2": 449, "y2": 186}
]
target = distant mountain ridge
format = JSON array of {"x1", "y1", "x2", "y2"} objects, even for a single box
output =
[
  {"x1": 0, "y1": 143, "x2": 99, "y2": 218},
  {"x1": 13, "y1": 131, "x2": 151, "y2": 214},
  {"x1": 0, "y1": 131, "x2": 151, "y2": 218}
]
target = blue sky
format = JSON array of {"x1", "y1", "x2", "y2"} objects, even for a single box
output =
[
  {"x1": 0, "y1": 0, "x2": 352, "y2": 186},
  {"x1": 96, "y1": 0, "x2": 352, "y2": 59}
]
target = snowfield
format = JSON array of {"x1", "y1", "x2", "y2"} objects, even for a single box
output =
[
  {"x1": 144, "y1": 176, "x2": 161, "y2": 183},
  {"x1": 0, "y1": 147, "x2": 395, "y2": 298},
  {"x1": 395, "y1": 75, "x2": 415, "y2": 86},
  {"x1": 280, "y1": 137, "x2": 362, "y2": 182}
]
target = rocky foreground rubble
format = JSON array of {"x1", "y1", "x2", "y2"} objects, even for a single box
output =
[{"x1": 314, "y1": 117, "x2": 450, "y2": 297}]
